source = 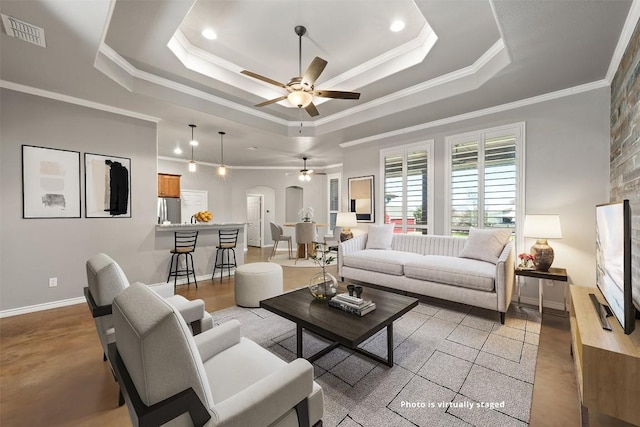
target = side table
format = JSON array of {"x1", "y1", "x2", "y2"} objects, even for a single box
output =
[{"x1": 514, "y1": 267, "x2": 568, "y2": 313}]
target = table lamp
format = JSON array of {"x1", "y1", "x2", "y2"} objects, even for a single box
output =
[
  {"x1": 336, "y1": 212, "x2": 357, "y2": 242},
  {"x1": 523, "y1": 214, "x2": 563, "y2": 272}
]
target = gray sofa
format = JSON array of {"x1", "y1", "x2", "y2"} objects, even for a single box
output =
[{"x1": 338, "y1": 232, "x2": 515, "y2": 323}]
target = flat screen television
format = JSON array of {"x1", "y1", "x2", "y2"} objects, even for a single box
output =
[{"x1": 595, "y1": 200, "x2": 635, "y2": 334}]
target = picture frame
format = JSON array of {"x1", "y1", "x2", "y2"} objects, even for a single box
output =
[
  {"x1": 348, "y1": 175, "x2": 375, "y2": 223},
  {"x1": 22, "y1": 145, "x2": 81, "y2": 218},
  {"x1": 85, "y1": 153, "x2": 131, "y2": 218}
]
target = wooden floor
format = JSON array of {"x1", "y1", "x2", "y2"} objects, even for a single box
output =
[{"x1": 0, "y1": 247, "x2": 589, "y2": 426}]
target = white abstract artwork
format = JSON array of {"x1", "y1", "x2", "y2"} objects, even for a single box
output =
[{"x1": 22, "y1": 145, "x2": 81, "y2": 218}]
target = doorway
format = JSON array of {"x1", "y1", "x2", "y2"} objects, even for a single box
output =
[{"x1": 246, "y1": 194, "x2": 263, "y2": 247}]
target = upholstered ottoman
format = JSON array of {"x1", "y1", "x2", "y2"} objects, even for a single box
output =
[{"x1": 234, "y1": 262, "x2": 283, "y2": 307}]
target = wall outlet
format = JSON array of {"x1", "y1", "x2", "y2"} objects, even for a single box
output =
[{"x1": 48, "y1": 277, "x2": 57, "y2": 287}]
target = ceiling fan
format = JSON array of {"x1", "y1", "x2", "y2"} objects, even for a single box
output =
[
  {"x1": 298, "y1": 157, "x2": 313, "y2": 181},
  {"x1": 241, "y1": 25, "x2": 360, "y2": 117}
]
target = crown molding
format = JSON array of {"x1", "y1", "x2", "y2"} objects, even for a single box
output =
[
  {"x1": 340, "y1": 79, "x2": 609, "y2": 148},
  {"x1": 606, "y1": 0, "x2": 640, "y2": 83},
  {"x1": 0, "y1": 80, "x2": 160, "y2": 122}
]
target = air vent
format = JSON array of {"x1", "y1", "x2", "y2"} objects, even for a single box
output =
[{"x1": 1, "y1": 14, "x2": 46, "y2": 47}]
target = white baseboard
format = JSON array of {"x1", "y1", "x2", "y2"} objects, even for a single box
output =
[
  {"x1": 1, "y1": 271, "x2": 237, "y2": 318},
  {"x1": 0, "y1": 296, "x2": 86, "y2": 318}
]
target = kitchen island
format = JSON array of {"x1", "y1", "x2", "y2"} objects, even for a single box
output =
[{"x1": 156, "y1": 222, "x2": 247, "y2": 282}]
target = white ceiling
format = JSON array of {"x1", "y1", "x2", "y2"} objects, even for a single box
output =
[{"x1": 0, "y1": 0, "x2": 637, "y2": 171}]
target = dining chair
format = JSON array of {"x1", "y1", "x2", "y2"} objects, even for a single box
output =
[
  {"x1": 270, "y1": 222, "x2": 293, "y2": 259},
  {"x1": 295, "y1": 222, "x2": 317, "y2": 264}
]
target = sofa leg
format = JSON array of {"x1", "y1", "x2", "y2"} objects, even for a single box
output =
[{"x1": 499, "y1": 312, "x2": 505, "y2": 324}]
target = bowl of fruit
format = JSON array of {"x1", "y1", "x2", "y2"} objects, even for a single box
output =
[{"x1": 193, "y1": 210, "x2": 213, "y2": 223}]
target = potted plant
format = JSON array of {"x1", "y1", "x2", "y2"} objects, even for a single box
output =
[
  {"x1": 308, "y1": 241, "x2": 337, "y2": 300},
  {"x1": 298, "y1": 207, "x2": 314, "y2": 222}
]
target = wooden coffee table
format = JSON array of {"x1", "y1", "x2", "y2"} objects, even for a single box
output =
[{"x1": 260, "y1": 286, "x2": 418, "y2": 367}]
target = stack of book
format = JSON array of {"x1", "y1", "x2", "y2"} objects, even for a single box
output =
[{"x1": 328, "y1": 293, "x2": 376, "y2": 316}]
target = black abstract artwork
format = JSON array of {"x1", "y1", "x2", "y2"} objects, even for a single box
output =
[{"x1": 85, "y1": 153, "x2": 131, "y2": 218}]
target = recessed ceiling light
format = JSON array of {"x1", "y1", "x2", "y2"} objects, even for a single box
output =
[
  {"x1": 202, "y1": 28, "x2": 217, "y2": 40},
  {"x1": 174, "y1": 146, "x2": 182, "y2": 155},
  {"x1": 390, "y1": 20, "x2": 405, "y2": 32}
]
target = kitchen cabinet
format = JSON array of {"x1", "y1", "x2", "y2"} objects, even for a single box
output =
[{"x1": 158, "y1": 173, "x2": 181, "y2": 198}]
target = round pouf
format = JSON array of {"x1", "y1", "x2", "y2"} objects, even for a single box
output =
[{"x1": 234, "y1": 262, "x2": 283, "y2": 308}]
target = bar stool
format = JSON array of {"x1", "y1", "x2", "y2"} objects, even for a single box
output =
[
  {"x1": 167, "y1": 231, "x2": 198, "y2": 291},
  {"x1": 212, "y1": 228, "x2": 239, "y2": 282}
]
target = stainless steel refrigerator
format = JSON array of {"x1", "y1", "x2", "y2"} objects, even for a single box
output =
[{"x1": 157, "y1": 197, "x2": 181, "y2": 224}]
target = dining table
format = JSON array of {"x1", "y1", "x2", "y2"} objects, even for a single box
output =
[{"x1": 283, "y1": 222, "x2": 329, "y2": 259}]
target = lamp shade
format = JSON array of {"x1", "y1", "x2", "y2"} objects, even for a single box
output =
[
  {"x1": 523, "y1": 214, "x2": 562, "y2": 239},
  {"x1": 336, "y1": 212, "x2": 357, "y2": 228},
  {"x1": 287, "y1": 91, "x2": 313, "y2": 108}
]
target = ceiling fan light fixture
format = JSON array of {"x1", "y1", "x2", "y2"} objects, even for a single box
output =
[
  {"x1": 287, "y1": 90, "x2": 313, "y2": 108},
  {"x1": 298, "y1": 172, "x2": 311, "y2": 182}
]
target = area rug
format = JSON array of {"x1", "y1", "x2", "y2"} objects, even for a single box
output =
[
  {"x1": 209, "y1": 298, "x2": 542, "y2": 427},
  {"x1": 268, "y1": 252, "x2": 320, "y2": 268}
]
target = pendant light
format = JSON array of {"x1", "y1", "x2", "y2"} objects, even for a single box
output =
[
  {"x1": 218, "y1": 131, "x2": 226, "y2": 176},
  {"x1": 188, "y1": 124, "x2": 197, "y2": 172}
]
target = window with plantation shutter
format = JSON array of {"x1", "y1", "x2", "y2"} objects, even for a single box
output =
[
  {"x1": 445, "y1": 123, "x2": 524, "y2": 238},
  {"x1": 327, "y1": 174, "x2": 341, "y2": 230},
  {"x1": 381, "y1": 142, "x2": 433, "y2": 234}
]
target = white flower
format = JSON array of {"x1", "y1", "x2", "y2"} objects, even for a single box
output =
[{"x1": 298, "y1": 207, "x2": 314, "y2": 221}]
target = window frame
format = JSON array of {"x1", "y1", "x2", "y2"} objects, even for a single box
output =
[
  {"x1": 326, "y1": 173, "x2": 341, "y2": 232},
  {"x1": 444, "y1": 122, "x2": 526, "y2": 248},
  {"x1": 379, "y1": 140, "x2": 434, "y2": 234}
]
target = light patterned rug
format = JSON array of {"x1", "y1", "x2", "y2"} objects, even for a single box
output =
[
  {"x1": 268, "y1": 252, "x2": 322, "y2": 268},
  {"x1": 209, "y1": 297, "x2": 542, "y2": 427}
]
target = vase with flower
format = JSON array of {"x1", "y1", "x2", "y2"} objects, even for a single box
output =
[
  {"x1": 518, "y1": 252, "x2": 535, "y2": 270},
  {"x1": 298, "y1": 207, "x2": 314, "y2": 222},
  {"x1": 308, "y1": 242, "x2": 338, "y2": 300}
]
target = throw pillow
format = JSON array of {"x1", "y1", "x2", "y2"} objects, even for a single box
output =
[
  {"x1": 459, "y1": 227, "x2": 512, "y2": 264},
  {"x1": 366, "y1": 224, "x2": 395, "y2": 250}
]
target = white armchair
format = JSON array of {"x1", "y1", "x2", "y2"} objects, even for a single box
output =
[
  {"x1": 111, "y1": 283, "x2": 323, "y2": 427},
  {"x1": 84, "y1": 253, "x2": 213, "y2": 365}
]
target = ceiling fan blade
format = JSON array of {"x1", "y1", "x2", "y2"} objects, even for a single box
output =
[
  {"x1": 301, "y1": 57, "x2": 328, "y2": 87},
  {"x1": 241, "y1": 70, "x2": 286, "y2": 88},
  {"x1": 255, "y1": 95, "x2": 287, "y2": 107},
  {"x1": 304, "y1": 102, "x2": 319, "y2": 117},
  {"x1": 313, "y1": 90, "x2": 360, "y2": 100}
]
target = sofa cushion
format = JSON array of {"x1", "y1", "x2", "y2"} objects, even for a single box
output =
[
  {"x1": 404, "y1": 255, "x2": 496, "y2": 292},
  {"x1": 365, "y1": 224, "x2": 394, "y2": 250},
  {"x1": 342, "y1": 250, "x2": 425, "y2": 276},
  {"x1": 459, "y1": 227, "x2": 512, "y2": 264}
]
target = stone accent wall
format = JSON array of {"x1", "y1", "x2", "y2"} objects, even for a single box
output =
[{"x1": 610, "y1": 18, "x2": 640, "y2": 305}]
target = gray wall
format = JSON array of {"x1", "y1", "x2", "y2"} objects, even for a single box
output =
[
  {"x1": 342, "y1": 88, "x2": 611, "y2": 308},
  {"x1": 0, "y1": 86, "x2": 612, "y2": 312},
  {"x1": 0, "y1": 89, "x2": 158, "y2": 311}
]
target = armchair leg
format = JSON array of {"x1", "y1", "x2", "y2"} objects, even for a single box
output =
[
  {"x1": 499, "y1": 312, "x2": 505, "y2": 324},
  {"x1": 294, "y1": 398, "x2": 310, "y2": 427},
  {"x1": 103, "y1": 352, "x2": 107, "y2": 362},
  {"x1": 119, "y1": 389, "x2": 125, "y2": 407}
]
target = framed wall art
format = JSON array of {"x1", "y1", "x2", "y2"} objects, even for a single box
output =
[
  {"x1": 348, "y1": 175, "x2": 375, "y2": 223},
  {"x1": 22, "y1": 145, "x2": 81, "y2": 218},
  {"x1": 85, "y1": 153, "x2": 131, "y2": 218}
]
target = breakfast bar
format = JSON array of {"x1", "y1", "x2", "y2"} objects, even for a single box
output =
[{"x1": 156, "y1": 222, "x2": 247, "y2": 281}]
